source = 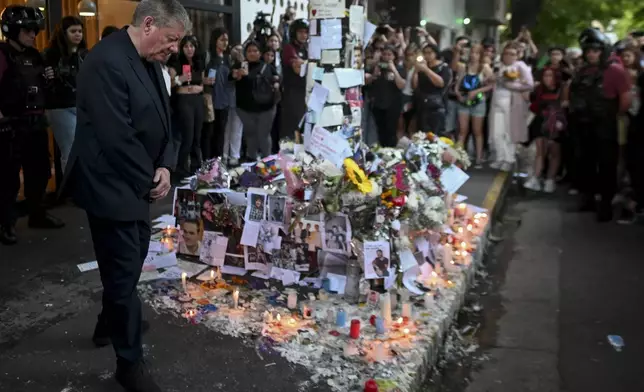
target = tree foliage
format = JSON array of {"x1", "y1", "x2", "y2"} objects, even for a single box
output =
[{"x1": 528, "y1": 0, "x2": 644, "y2": 47}]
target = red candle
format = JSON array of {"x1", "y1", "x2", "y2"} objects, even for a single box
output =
[
  {"x1": 364, "y1": 379, "x2": 379, "y2": 392},
  {"x1": 350, "y1": 319, "x2": 360, "y2": 339}
]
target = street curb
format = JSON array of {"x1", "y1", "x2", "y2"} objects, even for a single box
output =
[{"x1": 410, "y1": 171, "x2": 513, "y2": 392}]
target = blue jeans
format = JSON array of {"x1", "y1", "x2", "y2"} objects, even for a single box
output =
[{"x1": 46, "y1": 107, "x2": 77, "y2": 171}]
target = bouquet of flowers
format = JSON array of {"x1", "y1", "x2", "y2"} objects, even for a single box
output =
[{"x1": 191, "y1": 158, "x2": 230, "y2": 191}]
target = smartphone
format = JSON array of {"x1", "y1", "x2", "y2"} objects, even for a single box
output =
[
  {"x1": 241, "y1": 61, "x2": 249, "y2": 71},
  {"x1": 182, "y1": 64, "x2": 191, "y2": 77},
  {"x1": 207, "y1": 68, "x2": 217, "y2": 78}
]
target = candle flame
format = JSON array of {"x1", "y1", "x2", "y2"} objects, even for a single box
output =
[
  {"x1": 397, "y1": 317, "x2": 403, "y2": 324},
  {"x1": 457, "y1": 227, "x2": 464, "y2": 233},
  {"x1": 461, "y1": 241, "x2": 467, "y2": 249},
  {"x1": 181, "y1": 272, "x2": 187, "y2": 280},
  {"x1": 474, "y1": 219, "x2": 480, "y2": 225},
  {"x1": 403, "y1": 328, "x2": 410, "y2": 334},
  {"x1": 210, "y1": 269, "x2": 215, "y2": 279},
  {"x1": 431, "y1": 271, "x2": 438, "y2": 278},
  {"x1": 447, "y1": 280, "x2": 453, "y2": 285},
  {"x1": 288, "y1": 318, "x2": 296, "y2": 325},
  {"x1": 481, "y1": 213, "x2": 488, "y2": 218},
  {"x1": 450, "y1": 260, "x2": 455, "y2": 265},
  {"x1": 467, "y1": 224, "x2": 473, "y2": 231},
  {"x1": 458, "y1": 203, "x2": 466, "y2": 209},
  {"x1": 276, "y1": 314, "x2": 281, "y2": 321}
]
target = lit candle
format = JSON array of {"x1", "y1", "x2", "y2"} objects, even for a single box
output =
[
  {"x1": 396, "y1": 317, "x2": 403, "y2": 326},
  {"x1": 401, "y1": 303, "x2": 412, "y2": 318},
  {"x1": 287, "y1": 290, "x2": 297, "y2": 309},
  {"x1": 302, "y1": 304, "x2": 312, "y2": 319},
  {"x1": 210, "y1": 269, "x2": 215, "y2": 282},
  {"x1": 403, "y1": 328, "x2": 410, "y2": 337},
  {"x1": 185, "y1": 309, "x2": 196, "y2": 318},
  {"x1": 288, "y1": 317, "x2": 296, "y2": 326},
  {"x1": 466, "y1": 224, "x2": 473, "y2": 242},
  {"x1": 276, "y1": 313, "x2": 282, "y2": 324},
  {"x1": 424, "y1": 292, "x2": 434, "y2": 309},
  {"x1": 456, "y1": 203, "x2": 467, "y2": 217},
  {"x1": 460, "y1": 241, "x2": 468, "y2": 251},
  {"x1": 181, "y1": 272, "x2": 187, "y2": 292},
  {"x1": 380, "y1": 293, "x2": 392, "y2": 325},
  {"x1": 232, "y1": 287, "x2": 239, "y2": 309}
]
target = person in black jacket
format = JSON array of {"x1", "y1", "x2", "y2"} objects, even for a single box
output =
[
  {"x1": 43, "y1": 16, "x2": 87, "y2": 173},
  {"x1": 232, "y1": 41, "x2": 279, "y2": 160},
  {"x1": 62, "y1": 0, "x2": 190, "y2": 389}
]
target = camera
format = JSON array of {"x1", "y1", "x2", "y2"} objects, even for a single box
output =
[{"x1": 253, "y1": 11, "x2": 272, "y2": 33}]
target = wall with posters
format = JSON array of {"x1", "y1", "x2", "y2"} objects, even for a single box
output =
[{"x1": 238, "y1": 0, "x2": 309, "y2": 43}]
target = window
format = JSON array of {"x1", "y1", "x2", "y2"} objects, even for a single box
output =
[{"x1": 186, "y1": 7, "x2": 232, "y2": 53}]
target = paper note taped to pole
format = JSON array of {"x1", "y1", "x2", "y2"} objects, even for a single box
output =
[{"x1": 310, "y1": 0, "x2": 345, "y2": 19}]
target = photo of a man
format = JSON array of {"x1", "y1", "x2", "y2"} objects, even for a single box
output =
[
  {"x1": 371, "y1": 249, "x2": 390, "y2": 277},
  {"x1": 178, "y1": 219, "x2": 203, "y2": 257},
  {"x1": 248, "y1": 194, "x2": 266, "y2": 222},
  {"x1": 268, "y1": 196, "x2": 286, "y2": 223}
]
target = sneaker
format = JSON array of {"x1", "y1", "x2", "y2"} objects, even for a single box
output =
[
  {"x1": 489, "y1": 161, "x2": 502, "y2": 170},
  {"x1": 228, "y1": 158, "x2": 239, "y2": 167},
  {"x1": 0, "y1": 224, "x2": 17, "y2": 245},
  {"x1": 568, "y1": 188, "x2": 579, "y2": 196},
  {"x1": 617, "y1": 208, "x2": 636, "y2": 225},
  {"x1": 500, "y1": 162, "x2": 514, "y2": 172},
  {"x1": 474, "y1": 162, "x2": 483, "y2": 169},
  {"x1": 115, "y1": 359, "x2": 162, "y2": 392},
  {"x1": 524, "y1": 177, "x2": 542, "y2": 191},
  {"x1": 543, "y1": 179, "x2": 556, "y2": 193}
]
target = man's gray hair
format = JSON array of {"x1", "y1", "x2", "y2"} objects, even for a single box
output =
[{"x1": 132, "y1": 0, "x2": 192, "y2": 32}]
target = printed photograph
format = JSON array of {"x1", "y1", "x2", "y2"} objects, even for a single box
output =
[
  {"x1": 268, "y1": 196, "x2": 286, "y2": 224},
  {"x1": 245, "y1": 245, "x2": 271, "y2": 272},
  {"x1": 322, "y1": 213, "x2": 350, "y2": 254},
  {"x1": 177, "y1": 219, "x2": 204, "y2": 257},
  {"x1": 294, "y1": 243, "x2": 310, "y2": 272},
  {"x1": 317, "y1": 250, "x2": 349, "y2": 277},
  {"x1": 199, "y1": 232, "x2": 228, "y2": 267},
  {"x1": 246, "y1": 193, "x2": 267, "y2": 222},
  {"x1": 364, "y1": 241, "x2": 391, "y2": 279},
  {"x1": 271, "y1": 241, "x2": 297, "y2": 271}
]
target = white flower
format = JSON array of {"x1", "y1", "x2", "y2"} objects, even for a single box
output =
[
  {"x1": 368, "y1": 179, "x2": 382, "y2": 198},
  {"x1": 391, "y1": 219, "x2": 401, "y2": 231},
  {"x1": 316, "y1": 159, "x2": 343, "y2": 177},
  {"x1": 407, "y1": 191, "x2": 419, "y2": 210},
  {"x1": 427, "y1": 196, "x2": 443, "y2": 210}
]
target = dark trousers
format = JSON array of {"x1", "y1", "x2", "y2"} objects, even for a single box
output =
[
  {"x1": 175, "y1": 94, "x2": 205, "y2": 172},
  {"x1": 0, "y1": 118, "x2": 50, "y2": 225},
  {"x1": 271, "y1": 102, "x2": 282, "y2": 153},
  {"x1": 200, "y1": 121, "x2": 214, "y2": 160},
  {"x1": 627, "y1": 117, "x2": 644, "y2": 209},
  {"x1": 372, "y1": 106, "x2": 399, "y2": 147},
  {"x1": 212, "y1": 108, "x2": 228, "y2": 159},
  {"x1": 577, "y1": 121, "x2": 619, "y2": 206},
  {"x1": 88, "y1": 213, "x2": 150, "y2": 364}
]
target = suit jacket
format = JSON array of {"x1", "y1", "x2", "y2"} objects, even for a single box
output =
[{"x1": 64, "y1": 29, "x2": 173, "y2": 221}]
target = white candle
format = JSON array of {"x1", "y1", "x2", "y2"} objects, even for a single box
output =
[
  {"x1": 287, "y1": 290, "x2": 297, "y2": 309},
  {"x1": 210, "y1": 269, "x2": 215, "y2": 281},
  {"x1": 380, "y1": 292, "x2": 392, "y2": 325},
  {"x1": 181, "y1": 272, "x2": 187, "y2": 292},
  {"x1": 401, "y1": 302, "x2": 412, "y2": 318},
  {"x1": 424, "y1": 292, "x2": 434, "y2": 309},
  {"x1": 232, "y1": 288, "x2": 239, "y2": 309}
]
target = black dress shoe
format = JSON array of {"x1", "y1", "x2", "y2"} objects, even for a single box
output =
[
  {"x1": 0, "y1": 224, "x2": 17, "y2": 245},
  {"x1": 93, "y1": 314, "x2": 150, "y2": 348},
  {"x1": 28, "y1": 213, "x2": 65, "y2": 229},
  {"x1": 115, "y1": 359, "x2": 162, "y2": 392}
]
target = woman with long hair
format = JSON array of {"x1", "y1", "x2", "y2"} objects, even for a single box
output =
[
  {"x1": 43, "y1": 16, "x2": 87, "y2": 173},
  {"x1": 455, "y1": 44, "x2": 495, "y2": 168},
  {"x1": 399, "y1": 44, "x2": 419, "y2": 138},
  {"x1": 232, "y1": 41, "x2": 280, "y2": 160},
  {"x1": 365, "y1": 44, "x2": 406, "y2": 147},
  {"x1": 524, "y1": 67, "x2": 567, "y2": 193},
  {"x1": 488, "y1": 42, "x2": 534, "y2": 171},
  {"x1": 169, "y1": 35, "x2": 206, "y2": 175},
  {"x1": 224, "y1": 44, "x2": 245, "y2": 166},
  {"x1": 203, "y1": 27, "x2": 230, "y2": 160},
  {"x1": 412, "y1": 43, "x2": 452, "y2": 136}
]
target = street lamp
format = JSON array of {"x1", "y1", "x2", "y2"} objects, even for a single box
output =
[
  {"x1": 78, "y1": 0, "x2": 97, "y2": 17},
  {"x1": 420, "y1": 19, "x2": 427, "y2": 27},
  {"x1": 463, "y1": 17, "x2": 471, "y2": 25}
]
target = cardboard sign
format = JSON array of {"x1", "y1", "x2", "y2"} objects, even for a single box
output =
[{"x1": 310, "y1": 0, "x2": 345, "y2": 19}]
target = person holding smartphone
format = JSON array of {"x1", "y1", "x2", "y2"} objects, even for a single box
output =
[
  {"x1": 203, "y1": 27, "x2": 230, "y2": 160},
  {"x1": 169, "y1": 35, "x2": 205, "y2": 175}
]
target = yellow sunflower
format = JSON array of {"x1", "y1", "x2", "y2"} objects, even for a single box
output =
[
  {"x1": 344, "y1": 158, "x2": 372, "y2": 194},
  {"x1": 439, "y1": 137, "x2": 454, "y2": 147}
]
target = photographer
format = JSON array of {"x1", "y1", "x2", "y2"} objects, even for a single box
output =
[
  {"x1": 278, "y1": 7, "x2": 296, "y2": 45},
  {"x1": 280, "y1": 19, "x2": 308, "y2": 142},
  {"x1": 248, "y1": 11, "x2": 276, "y2": 49}
]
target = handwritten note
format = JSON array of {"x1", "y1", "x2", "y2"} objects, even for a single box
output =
[
  {"x1": 309, "y1": 36, "x2": 322, "y2": 60},
  {"x1": 363, "y1": 21, "x2": 377, "y2": 49},
  {"x1": 349, "y1": 5, "x2": 365, "y2": 38},
  {"x1": 440, "y1": 165, "x2": 470, "y2": 194},
  {"x1": 321, "y1": 49, "x2": 341, "y2": 65},
  {"x1": 312, "y1": 66, "x2": 325, "y2": 81},
  {"x1": 317, "y1": 105, "x2": 344, "y2": 128},
  {"x1": 321, "y1": 73, "x2": 345, "y2": 103},
  {"x1": 333, "y1": 68, "x2": 364, "y2": 88},
  {"x1": 320, "y1": 19, "x2": 342, "y2": 50},
  {"x1": 310, "y1": 0, "x2": 345, "y2": 19},
  {"x1": 307, "y1": 82, "x2": 329, "y2": 113},
  {"x1": 307, "y1": 125, "x2": 352, "y2": 167}
]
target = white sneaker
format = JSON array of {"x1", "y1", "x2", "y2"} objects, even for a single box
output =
[
  {"x1": 524, "y1": 177, "x2": 542, "y2": 191},
  {"x1": 500, "y1": 162, "x2": 514, "y2": 172},
  {"x1": 489, "y1": 161, "x2": 502, "y2": 169},
  {"x1": 543, "y1": 179, "x2": 556, "y2": 193},
  {"x1": 228, "y1": 158, "x2": 239, "y2": 167}
]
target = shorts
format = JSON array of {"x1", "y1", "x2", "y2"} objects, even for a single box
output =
[{"x1": 457, "y1": 100, "x2": 487, "y2": 118}]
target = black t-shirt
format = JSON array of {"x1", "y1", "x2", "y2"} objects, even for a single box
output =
[
  {"x1": 368, "y1": 64, "x2": 406, "y2": 110},
  {"x1": 637, "y1": 72, "x2": 644, "y2": 121},
  {"x1": 417, "y1": 62, "x2": 452, "y2": 99}
]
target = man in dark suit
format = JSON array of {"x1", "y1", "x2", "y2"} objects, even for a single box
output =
[{"x1": 63, "y1": 0, "x2": 190, "y2": 390}]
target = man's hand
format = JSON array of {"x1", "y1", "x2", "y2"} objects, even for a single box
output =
[{"x1": 150, "y1": 168, "x2": 171, "y2": 200}]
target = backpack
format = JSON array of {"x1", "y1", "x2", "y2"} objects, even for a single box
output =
[{"x1": 252, "y1": 64, "x2": 275, "y2": 106}]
